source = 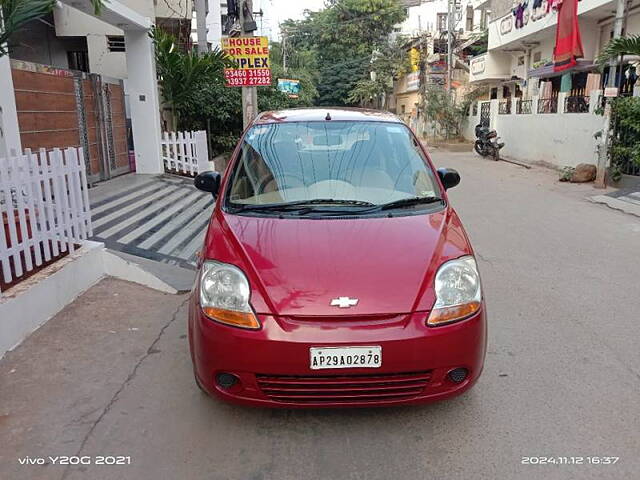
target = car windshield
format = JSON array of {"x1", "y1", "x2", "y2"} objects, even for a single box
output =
[{"x1": 225, "y1": 121, "x2": 440, "y2": 213}]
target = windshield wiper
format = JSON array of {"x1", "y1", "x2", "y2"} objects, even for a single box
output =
[
  {"x1": 377, "y1": 196, "x2": 443, "y2": 211},
  {"x1": 290, "y1": 196, "x2": 444, "y2": 216},
  {"x1": 232, "y1": 198, "x2": 376, "y2": 212}
]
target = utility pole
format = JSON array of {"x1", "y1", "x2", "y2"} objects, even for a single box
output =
[
  {"x1": 606, "y1": 0, "x2": 626, "y2": 88},
  {"x1": 195, "y1": 0, "x2": 208, "y2": 56},
  {"x1": 447, "y1": 0, "x2": 454, "y2": 93},
  {"x1": 282, "y1": 30, "x2": 287, "y2": 73},
  {"x1": 239, "y1": 0, "x2": 259, "y2": 128}
]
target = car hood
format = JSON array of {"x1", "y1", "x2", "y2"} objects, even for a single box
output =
[{"x1": 203, "y1": 208, "x2": 472, "y2": 316}]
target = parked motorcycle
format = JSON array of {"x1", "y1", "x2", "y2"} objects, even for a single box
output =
[{"x1": 474, "y1": 124, "x2": 505, "y2": 161}]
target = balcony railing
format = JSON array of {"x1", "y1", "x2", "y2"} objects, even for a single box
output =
[
  {"x1": 564, "y1": 96, "x2": 590, "y2": 113},
  {"x1": 538, "y1": 97, "x2": 558, "y2": 114},
  {"x1": 498, "y1": 100, "x2": 512, "y2": 115},
  {"x1": 516, "y1": 99, "x2": 532, "y2": 114}
]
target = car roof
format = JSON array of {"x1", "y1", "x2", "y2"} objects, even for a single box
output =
[{"x1": 253, "y1": 107, "x2": 404, "y2": 125}]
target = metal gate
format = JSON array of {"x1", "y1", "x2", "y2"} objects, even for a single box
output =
[
  {"x1": 480, "y1": 101, "x2": 491, "y2": 128},
  {"x1": 11, "y1": 60, "x2": 132, "y2": 184}
]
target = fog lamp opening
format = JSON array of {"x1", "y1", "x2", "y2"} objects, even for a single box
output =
[
  {"x1": 216, "y1": 373, "x2": 239, "y2": 389},
  {"x1": 447, "y1": 368, "x2": 469, "y2": 384}
]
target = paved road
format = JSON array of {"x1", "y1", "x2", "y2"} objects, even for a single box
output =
[{"x1": 1, "y1": 150, "x2": 639, "y2": 480}]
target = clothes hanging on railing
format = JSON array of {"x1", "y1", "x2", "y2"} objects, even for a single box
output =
[
  {"x1": 553, "y1": 0, "x2": 584, "y2": 72},
  {"x1": 513, "y1": 2, "x2": 528, "y2": 29},
  {"x1": 585, "y1": 73, "x2": 601, "y2": 95},
  {"x1": 547, "y1": 0, "x2": 562, "y2": 13},
  {"x1": 560, "y1": 73, "x2": 572, "y2": 92},
  {"x1": 540, "y1": 80, "x2": 553, "y2": 99}
]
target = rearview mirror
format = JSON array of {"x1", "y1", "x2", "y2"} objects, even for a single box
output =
[
  {"x1": 194, "y1": 171, "x2": 221, "y2": 197},
  {"x1": 437, "y1": 168, "x2": 460, "y2": 190}
]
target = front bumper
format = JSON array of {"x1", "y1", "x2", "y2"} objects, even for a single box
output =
[{"x1": 188, "y1": 298, "x2": 487, "y2": 408}]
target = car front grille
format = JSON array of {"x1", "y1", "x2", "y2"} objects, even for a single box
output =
[{"x1": 255, "y1": 371, "x2": 432, "y2": 404}]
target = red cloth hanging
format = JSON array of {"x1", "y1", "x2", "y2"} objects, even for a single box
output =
[{"x1": 553, "y1": 0, "x2": 584, "y2": 72}]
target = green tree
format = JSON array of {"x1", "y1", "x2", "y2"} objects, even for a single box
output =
[
  {"x1": 597, "y1": 35, "x2": 640, "y2": 67},
  {"x1": 420, "y1": 85, "x2": 487, "y2": 139},
  {"x1": 269, "y1": 41, "x2": 318, "y2": 106},
  {"x1": 1, "y1": 0, "x2": 103, "y2": 56},
  {"x1": 609, "y1": 97, "x2": 640, "y2": 179},
  {"x1": 165, "y1": 35, "x2": 317, "y2": 155},
  {"x1": 153, "y1": 27, "x2": 232, "y2": 129},
  {"x1": 282, "y1": 0, "x2": 407, "y2": 106},
  {"x1": 348, "y1": 36, "x2": 411, "y2": 107}
]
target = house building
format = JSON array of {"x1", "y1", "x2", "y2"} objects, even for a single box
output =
[
  {"x1": 8, "y1": 0, "x2": 192, "y2": 79},
  {"x1": 469, "y1": 0, "x2": 640, "y2": 101},
  {"x1": 391, "y1": 0, "x2": 489, "y2": 134},
  {"x1": 2, "y1": 0, "x2": 172, "y2": 181},
  {"x1": 463, "y1": 0, "x2": 639, "y2": 170}
]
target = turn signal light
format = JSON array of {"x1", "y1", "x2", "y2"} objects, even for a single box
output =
[
  {"x1": 427, "y1": 301, "x2": 481, "y2": 327},
  {"x1": 202, "y1": 307, "x2": 261, "y2": 329}
]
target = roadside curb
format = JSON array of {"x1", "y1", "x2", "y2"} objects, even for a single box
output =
[
  {"x1": 589, "y1": 195, "x2": 640, "y2": 218},
  {"x1": 0, "y1": 242, "x2": 183, "y2": 359}
]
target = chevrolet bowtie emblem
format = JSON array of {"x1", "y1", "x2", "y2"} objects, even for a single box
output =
[{"x1": 330, "y1": 297, "x2": 359, "y2": 308}]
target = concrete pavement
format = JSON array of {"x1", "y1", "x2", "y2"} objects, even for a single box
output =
[{"x1": 1, "y1": 150, "x2": 639, "y2": 480}]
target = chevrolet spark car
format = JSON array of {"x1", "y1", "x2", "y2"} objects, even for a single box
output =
[{"x1": 189, "y1": 108, "x2": 486, "y2": 408}]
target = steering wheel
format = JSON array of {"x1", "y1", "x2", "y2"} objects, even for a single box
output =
[{"x1": 256, "y1": 172, "x2": 305, "y2": 195}]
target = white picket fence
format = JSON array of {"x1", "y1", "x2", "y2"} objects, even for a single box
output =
[
  {"x1": 161, "y1": 130, "x2": 209, "y2": 176},
  {"x1": 0, "y1": 147, "x2": 92, "y2": 295}
]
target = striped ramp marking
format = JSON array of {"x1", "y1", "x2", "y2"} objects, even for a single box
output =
[
  {"x1": 92, "y1": 185, "x2": 178, "y2": 230},
  {"x1": 91, "y1": 181, "x2": 167, "y2": 216},
  {"x1": 90, "y1": 177, "x2": 212, "y2": 269},
  {"x1": 137, "y1": 196, "x2": 213, "y2": 251},
  {"x1": 117, "y1": 190, "x2": 206, "y2": 244}
]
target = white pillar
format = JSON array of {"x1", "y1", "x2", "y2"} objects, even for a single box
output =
[
  {"x1": 124, "y1": 30, "x2": 163, "y2": 174},
  {"x1": 195, "y1": 0, "x2": 208, "y2": 55},
  {"x1": 207, "y1": 0, "x2": 223, "y2": 49},
  {"x1": 0, "y1": 55, "x2": 22, "y2": 158}
]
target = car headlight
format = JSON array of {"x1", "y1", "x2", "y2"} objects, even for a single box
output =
[
  {"x1": 427, "y1": 256, "x2": 482, "y2": 326},
  {"x1": 199, "y1": 260, "x2": 260, "y2": 329}
]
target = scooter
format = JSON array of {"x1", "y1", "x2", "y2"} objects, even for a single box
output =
[{"x1": 474, "y1": 124, "x2": 505, "y2": 161}]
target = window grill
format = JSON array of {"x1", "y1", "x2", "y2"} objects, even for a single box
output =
[
  {"x1": 498, "y1": 99, "x2": 511, "y2": 115},
  {"x1": 537, "y1": 97, "x2": 558, "y2": 114},
  {"x1": 107, "y1": 36, "x2": 126, "y2": 52},
  {"x1": 516, "y1": 99, "x2": 532, "y2": 114},
  {"x1": 564, "y1": 96, "x2": 590, "y2": 113}
]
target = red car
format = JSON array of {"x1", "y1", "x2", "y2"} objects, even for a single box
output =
[{"x1": 190, "y1": 108, "x2": 486, "y2": 408}]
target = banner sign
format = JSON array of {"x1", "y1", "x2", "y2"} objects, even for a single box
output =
[
  {"x1": 406, "y1": 72, "x2": 419, "y2": 92},
  {"x1": 222, "y1": 36, "x2": 271, "y2": 87},
  {"x1": 277, "y1": 78, "x2": 301, "y2": 98},
  {"x1": 409, "y1": 48, "x2": 420, "y2": 73}
]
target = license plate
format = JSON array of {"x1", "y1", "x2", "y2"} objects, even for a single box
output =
[{"x1": 310, "y1": 346, "x2": 382, "y2": 370}]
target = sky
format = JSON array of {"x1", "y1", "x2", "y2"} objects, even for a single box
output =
[{"x1": 254, "y1": 0, "x2": 326, "y2": 39}]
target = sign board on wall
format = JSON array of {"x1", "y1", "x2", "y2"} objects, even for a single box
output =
[
  {"x1": 406, "y1": 72, "x2": 420, "y2": 92},
  {"x1": 604, "y1": 87, "x2": 619, "y2": 98},
  {"x1": 222, "y1": 36, "x2": 271, "y2": 87},
  {"x1": 471, "y1": 57, "x2": 486, "y2": 75},
  {"x1": 500, "y1": 17, "x2": 513, "y2": 35},
  {"x1": 277, "y1": 78, "x2": 301, "y2": 98}
]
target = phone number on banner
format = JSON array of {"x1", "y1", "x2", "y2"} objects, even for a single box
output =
[{"x1": 224, "y1": 69, "x2": 272, "y2": 87}]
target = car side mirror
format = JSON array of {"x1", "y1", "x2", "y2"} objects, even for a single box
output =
[
  {"x1": 437, "y1": 168, "x2": 460, "y2": 190},
  {"x1": 194, "y1": 171, "x2": 221, "y2": 197}
]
